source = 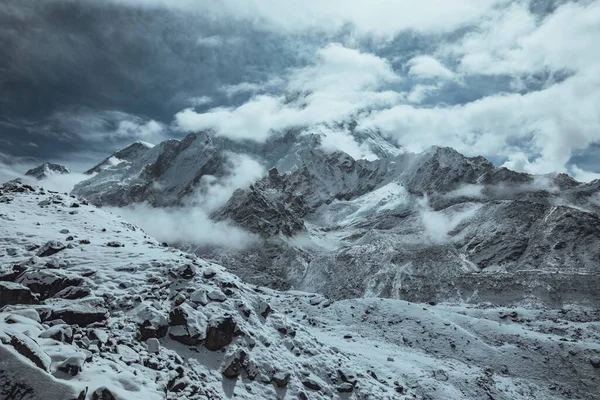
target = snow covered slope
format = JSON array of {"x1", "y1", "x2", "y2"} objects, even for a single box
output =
[
  {"x1": 1, "y1": 181, "x2": 599, "y2": 400},
  {"x1": 0, "y1": 181, "x2": 400, "y2": 399}
]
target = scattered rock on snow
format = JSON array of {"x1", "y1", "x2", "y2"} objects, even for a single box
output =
[
  {"x1": 221, "y1": 349, "x2": 247, "y2": 379},
  {"x1": 207, "y1": 290, "x2": 227, "y2": 302},
  {"x1": 134, "y1": 304, "x2": 169, "y2": 341},
  {"x1": 57, "y1": 355, "x2": 85, "y2": 376},
  {"x1": 272, "y1": 372, "x2": 291, "y2": 388},
  {"x1": 259, "y1": 301, "x2": 272, "y2": 319},
  {"x1": 337, "y1": 382, "x2": 354, "y2": 393},
  {"x1": 15, "y1": 269, "x2": 84, "y2": 299},
  {"x1": 39, "y1": 324, "x2": 73, "y2": 343},
  {"x1": 302, "y1": 378, "x2": 322, "y2": 391},
  {"x1": 53, "y1": 285, "x2": 92, "y2": 300},
  {"x1": 168, "y1": 304, "x2": 208, "y2": 346},
  {"x1": 91, "y1": 387, "x2": 118, "y2": 400},
  {"x1": 203, "y1": 267, "x2": 217, "y2": 279},
  {"x1": 49, "y1": 304, "x2": 109, "y2": 326},
  {"x1": 190, "y1": 289, "x2": 208, "y2": 306},
  {"x1": 177, "y1": 264, "x2": 196, "y2": 279},
  {"x1": 434, "y1": 369, "x2": 449, "y2": 381},
  {"x1": 36, "y1": 241, "x2": 66, "y2": 257}
]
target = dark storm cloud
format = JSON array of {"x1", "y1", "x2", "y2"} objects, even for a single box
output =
[{"x1": 0, "y1": 0, "x2": 329, "y2": 167}]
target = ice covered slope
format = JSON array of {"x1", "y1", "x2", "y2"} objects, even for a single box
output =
[
  {"x1": 269, "y1": 293, "x2": 600, "y2": 400},
  {"x1": 0, "y1": 181, "x2": 402, "y2": 400}
]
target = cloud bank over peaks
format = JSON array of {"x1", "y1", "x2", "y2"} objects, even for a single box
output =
[
  {"x1": 358, "y1": 1, "x2": 600, "y2": 176},
  {"x1": 175, "y1": 43, "x2": 401, "y2": 142}
]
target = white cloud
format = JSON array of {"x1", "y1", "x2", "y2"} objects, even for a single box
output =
[
  {"x1": 196, "y1": 35, "x2": 224, "y2": 47},
  {"x1": 416, "y1": 195, "x2": 480, "y2": 244},
  {"x1": 360, "y1": 59, "x2": 600, "y2": 174},
  {"x1": 115, "y1": 119, "x2": 164, "y2": 141},
  {"x1": 0, "y1": 160, "x2": 24, "y2": 184},
  {"x1": 219, "y1": 77, "x2": 284, "y2": 97},
  {"x1": 176, "y1": 43, "x2": 401, "y2": 142},
  {"x1": 311, "y1": 126, "x2": 378, "y2": 161},
  {"x1": 192, "y1": 152, "x2": 266, "y2": 212},
  {"x1": 0, "y1": 153, "x2": 91, "y2": 193},
  {"x1": 406, "y1": 84, "x2": 440, "y2": 104},
  {"x1": 196, "y1": 35, "x2": 241, "y2": 47},
  {"x1": 109, "y1": 204, "x2": 259, "y2": 249},
  {"x1": 44, "y1": 109, "x2": 167, "y2": 144},
  {"x1": 445, "y1": 1, "x2": 600, "y2": 80},
  {"x1": 189, "y1": 96, "x2": 212, "y2": 106},
  {"x1": 570, "y1": 165, "x2": 600, "y2": 183},
  {"x1": 22, "y1": 172, "x2": 91, "y2": 194},
  {"x1": 407, "y1": 56, "x2": 454, "y2": 80},
  {"x1": 106, "y1": 151, "x2": 264, "y2": 249}
]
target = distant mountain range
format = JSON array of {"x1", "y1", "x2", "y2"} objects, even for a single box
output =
[{"x1": 25, "y1": 129, "x2": 600, "y2": 308}]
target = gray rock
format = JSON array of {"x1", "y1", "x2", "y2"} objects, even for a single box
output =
[
  {"x1": 9, "y1": 332, "x2": 51, "y2": 372},
  {"x1": 0, "y1": 282, "x2": 38, "y2": 306},
  {"x1": 204, "y1": 316, "x2": 236, "y2": 351}
]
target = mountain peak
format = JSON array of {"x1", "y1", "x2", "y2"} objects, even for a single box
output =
[
  {"x1": 24, "y1": 163, "x2": 70, "y2": 180},
  {"x1": 85, "y1": 141, "x2": 154, "y2": 175}
]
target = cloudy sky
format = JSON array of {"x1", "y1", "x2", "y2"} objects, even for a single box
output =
[{"x1": 1, "y1": 0, "x2": 599, "y2": 180}]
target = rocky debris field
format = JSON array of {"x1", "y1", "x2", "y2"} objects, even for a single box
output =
[
  {"x1": 0, "y1": 181, "x2": 400, "y2": 399},
  {"x1": 1, "y1": 180, "x2": 599, "y2": 400}
]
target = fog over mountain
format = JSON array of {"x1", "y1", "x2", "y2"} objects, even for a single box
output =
[{"x1": 2, "y1": 2, "x2": 600, "y2": 400}]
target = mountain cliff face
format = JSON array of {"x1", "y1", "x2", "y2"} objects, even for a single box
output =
[
  {"x1": 206, "y1": 144, "x2": 600, "y2": 308},
  {"x1": 67, "y1": 131, "x2": 600, "y2": 309},
  {"x1": 72, "y1": 133, "x2": 222, "y2": 207}
]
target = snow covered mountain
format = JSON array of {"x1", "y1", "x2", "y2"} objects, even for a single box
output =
[
  {"x1": 210, "y1": 147, "x2": 600, "y2": 306},
  {"x1": 25, "y1": 163, "x2": 71, "y2": 180},
  {"x1": 68, "y1": 132, "x2": 600, "y2": 310},
  {"x1": 2, "y1": 180, "x2": 600, "y2": 400}
]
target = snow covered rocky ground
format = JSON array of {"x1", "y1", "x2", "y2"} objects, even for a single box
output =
[{"x1": 1, "y1": 180, "x2": 600, "y2": 399}]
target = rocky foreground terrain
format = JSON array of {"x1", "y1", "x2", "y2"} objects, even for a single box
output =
[{"x1": 2, "y1": 173, "x2": 600, "y2": 400}]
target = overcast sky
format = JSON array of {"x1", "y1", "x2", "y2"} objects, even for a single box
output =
[{"x1": 1, "y1": 0, "x2": 599, "y2": 180}]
